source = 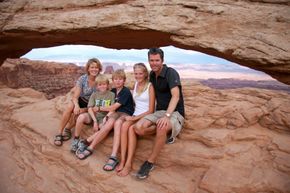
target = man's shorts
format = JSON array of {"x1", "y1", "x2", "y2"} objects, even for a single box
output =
[{"x1": 144, "y1": 110, "x2": 185, "y2": 141}]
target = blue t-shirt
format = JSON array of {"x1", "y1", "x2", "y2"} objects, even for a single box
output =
[{"x1": 111, "y1": 87, "x2": 134, "y2": 116}]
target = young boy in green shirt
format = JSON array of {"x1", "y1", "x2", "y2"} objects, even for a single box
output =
[{"x1": 71, "y1": 74, "x2": 115, "y2": 152}]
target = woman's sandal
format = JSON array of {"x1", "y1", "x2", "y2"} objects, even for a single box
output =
[
  {"x1": 103, "y1": 156, "x2": 119, "y2": 171},
  {"x1": 54, "y1": 134, "x2": 63, "y2": 146},
  {"x1": 62, "y1": 128, "x2": 72, "y2": 141},
  {"x1": 76, "y1": 146, "x2": 93, "y2": 160}
]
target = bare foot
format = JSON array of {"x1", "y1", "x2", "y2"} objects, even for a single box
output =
[{"x1": 117, "y1": 166, "x2": 131, "y2": 177}]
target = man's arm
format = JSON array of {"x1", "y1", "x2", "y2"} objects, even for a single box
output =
[
  {"x1": 166, "y1": 86, "x2": 180, "y2": 115},
  {"x1": 156, "y1": 86, "x2": 180, "y2": 130}
]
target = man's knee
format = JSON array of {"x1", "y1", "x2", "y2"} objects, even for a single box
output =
[{"x1": 156, "y1": 127, "x2": 170, "y2": 137}]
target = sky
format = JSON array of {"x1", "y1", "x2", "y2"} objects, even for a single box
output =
[{"x1": 21, "y1": 45, "x2": 274, "y2": 80}]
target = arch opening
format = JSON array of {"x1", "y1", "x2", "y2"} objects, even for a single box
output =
[
  {"x1": 21, "y1": 44, "x2": 274, "y2": 82},
  {"x1": 2, "y1": 42, "x2": 289, "y2": 99}
]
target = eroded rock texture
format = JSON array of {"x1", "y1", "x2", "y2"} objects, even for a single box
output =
[
  {"x1": 0, "y1": 80, "x2": 290, "y2": 193},
  {"x1": 0, "y1": 0, "x2": 290, "y2": 84},
  {"x1": 0, "y1": 58, "x2": 83, "y2": 99}
]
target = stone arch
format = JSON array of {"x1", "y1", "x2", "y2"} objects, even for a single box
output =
[{"x1": 0, "y1": 0, "x2": 289, "y2": 84}]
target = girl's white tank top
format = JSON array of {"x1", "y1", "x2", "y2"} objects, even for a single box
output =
[{"x1": 133, "y1": 82, "x2": 151, "y2": 116}]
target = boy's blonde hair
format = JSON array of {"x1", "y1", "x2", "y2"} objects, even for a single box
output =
[
  {"x1": 95, "y1": 74, "x2": 109, "y2": 85},
  {"x1": 112, "y1": 69, "x2": 126, "y2": 80},
  {"x1": 85, "y1": 58, "x2": 102, "y2": 75}
]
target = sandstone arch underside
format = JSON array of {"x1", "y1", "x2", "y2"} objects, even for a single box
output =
[{"x1": 0, "y1": 0, "x2": 289, "y2": 84}]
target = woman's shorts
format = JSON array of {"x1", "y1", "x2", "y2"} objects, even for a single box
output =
[{"x1": 78, "y1": 97, "x2": 88, "y2": 108}]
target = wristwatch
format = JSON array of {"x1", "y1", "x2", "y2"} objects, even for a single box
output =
[{"x1": 165, "y1": 113, "x2": 171, "y2": 118}]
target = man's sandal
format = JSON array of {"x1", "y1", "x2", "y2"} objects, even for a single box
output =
[
  {"x1": 54, "y1": 135, "x2": 63, "y2": 146},
  {"x1": 103, "y1": 156, "x2": 119, "y2": 171},
  {"x1": 62, "y1": 128, "x2": 72, "y2": 141}
]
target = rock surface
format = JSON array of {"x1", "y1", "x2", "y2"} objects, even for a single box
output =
[
  {"x1": 0, "y1": 0, "x2": 289, "y2": 84},
  {"x1": 0, "y1": 58, "x2": 84, "y2": 99},
  {"x1": 0, "y1": 79, "x2": 290, "y2": 193}
]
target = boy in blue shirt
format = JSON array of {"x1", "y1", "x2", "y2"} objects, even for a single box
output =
[{"x1": 76, "y1": 69, "x2": 134, "y2": 172}]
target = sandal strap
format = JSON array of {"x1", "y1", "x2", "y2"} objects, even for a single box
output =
[
  {"x1": 62, "y1": 128, "x2": 72, "y2": 141},
  {"x1": 64, "y1": 128, "x2": 71, "y2": 132},
  {"x1": 108, "y1": 156, "x2": 118, "y2": 162},
  {"x1": 86, "y1": 147, "x2": 93, "y2": 153},
  {"x1": 55, "y1": 134, "x2": 63, "y2": 140},
  {"x1": 63, "y1": 128, "x2": 71, "y2": 135}
]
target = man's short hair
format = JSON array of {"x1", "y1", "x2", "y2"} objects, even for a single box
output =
[{"x1": 148, "y1": 48, "x2": 164, "y2": 61}]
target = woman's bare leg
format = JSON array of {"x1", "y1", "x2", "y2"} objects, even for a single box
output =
[{"x1": 57, "y1": 101, "x2": 75, "y2": 134}]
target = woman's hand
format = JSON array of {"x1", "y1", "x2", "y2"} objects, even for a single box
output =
[{"x1": 73, "y1": 106, "x2": 81, "y2": 115}]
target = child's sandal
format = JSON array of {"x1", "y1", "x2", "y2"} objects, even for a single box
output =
[
  {"x1": 103, "y1": 156, "x2": 119, "y2": 171},
  {"x1": 76, "y1": 146, "x2": 93, "y2": 160}
]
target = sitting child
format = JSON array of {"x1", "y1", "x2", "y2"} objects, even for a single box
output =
[
  {"x1": 71, "y1": 74, "x2": 115, "y2": 152},
  {"x1": 75, "y1": 69, "x2": 134, "y2": 165}
]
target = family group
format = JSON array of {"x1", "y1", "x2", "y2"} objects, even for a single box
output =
[{"x1": 54, "y1": 48, "x2": 185, "y2": 179}]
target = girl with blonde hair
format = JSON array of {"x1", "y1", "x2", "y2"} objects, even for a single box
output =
[{"x1": 116, "y1": 63, "x2": 155, "y2": 175}]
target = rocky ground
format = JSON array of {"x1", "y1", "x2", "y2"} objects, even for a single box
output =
[{"x1": 0, "y1": 79, "x2": 290, "y2": 193}]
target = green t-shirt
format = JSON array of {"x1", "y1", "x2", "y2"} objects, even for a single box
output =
[{"x1": 87, "y1": 90, "x2": 115, "y2": 122}]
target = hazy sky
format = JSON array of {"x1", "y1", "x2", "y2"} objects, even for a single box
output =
[
  {"x1": 22, "y1": 45, "x2": 231, "y2": 64},
  {"x1": 22, "y1": 45, "x2": 273, "y2": 80}
]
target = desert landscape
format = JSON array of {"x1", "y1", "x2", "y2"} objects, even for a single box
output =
[
  {"x1": 0, "y1": 59, "x2": 290, "y2": 193},
  {"x1": 0, "y1": 0, "x2": 289, "y2": 192}
]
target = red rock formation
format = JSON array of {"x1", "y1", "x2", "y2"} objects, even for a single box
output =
[
  {"x1": 104, "y1": 65, "x2": 114, "y2": 74},
  {"x1": 0, "y1": 1, "x2": 289, "y2": 84},
  {"x1": 0, "y1": 58, "x2": 84, "y2": 99},
  {"x1": 0, "y1": 80, "x2": 289, "y2": 193}
]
